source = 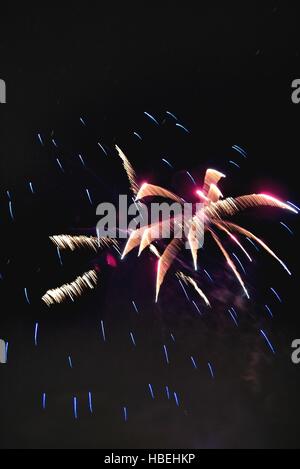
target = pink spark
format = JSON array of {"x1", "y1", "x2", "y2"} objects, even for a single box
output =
[{"x1": 106, "y1": 254, "x2": 117, "y2": 268}]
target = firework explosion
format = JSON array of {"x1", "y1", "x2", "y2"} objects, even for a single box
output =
[
  {"x1": 121, "y1": 164, "x2": 296, "y2": 302},
  {"x1": 43, "y1": 145, "x2": 297, "y2": 308},
  {"x1": 2, "y1": 107, "x2": 298, "y2": 449}
]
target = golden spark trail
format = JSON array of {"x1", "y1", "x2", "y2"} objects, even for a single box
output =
[
  {"x1": 208, "y1": 228, "x2": 250, "y2": 299},
  {"x1": 177, "y1": 272, "x2": 211, "y2": 307},
  {"x1": 156, "y1": 239, "x2": 182, "y2": 302},
  {"x1": 187, "y1": 211, "x2": 204, "y2": 270},
  {"x1": 50, "y1": 235, "x2": 118, "y2": 252},
  {"x1": 218, "y1": 221, "x2": 292, "y2": 275},
  {"x1": 212, "y1": 221, "x2": 252, "y2": 262},
  {"x1": 116, "y1": 145, "x2": 139, "y2": 196},
  {"x1": 203, "y1": 169, "x2": 226, "y2": 198},
  {"x1": 135, "y1": 183, "x2": 182, "y2": 203},
  {"x1": 42, "y1": 270, "x2": 98, "y2": 306},
  {"x1": 204, "y1": 194, "x2": 297, "y2": 219}
]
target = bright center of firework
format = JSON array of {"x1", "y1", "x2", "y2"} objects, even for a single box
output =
[{"x1": 196, "y1": 189, "x2": 209, "y2": 201}]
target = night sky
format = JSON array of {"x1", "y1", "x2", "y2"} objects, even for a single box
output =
[{"x1": 1, "y1": 3, "x2": 300, "y2": 449}]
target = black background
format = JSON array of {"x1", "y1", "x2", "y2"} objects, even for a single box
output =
[{"x1": 1, "y1": 2, "x2": 300, "y2": 449}]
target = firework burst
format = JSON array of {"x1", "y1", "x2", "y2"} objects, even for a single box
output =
[
  {"x1": 42, "y1": 145, "x2": 297, "y2": 307},
  {"x1": 121, "y1": 153, "x2": 297, "y2": 302}
]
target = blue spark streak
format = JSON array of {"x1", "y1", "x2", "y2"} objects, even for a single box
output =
[
  {"x1": 68, "y1": 356, "x2": 73, "y2": 369},
  {"x1": 5, "y1": 342, "x2": 8, "y2": 362},
  {"x1": 246, "y1": 237, "x2": 260, "y2": 251},
  {"x1": 166, "y1": 386, "x2": 170, "y2": 400},
  {"x1": 163, "y1": 344, "x2": 169, "y2": 365},
  {"x1": 78, "y1": 154, "x2": 86, "y2": 167},
  {"x1": 232, "y1": 252, "x2": 247, "y2": 275},
  {"x1": 186, "y1": 171, "x2": 196, "y2": 185},
  {"x1": 260, "y1": 329, "x2": 276, "y2": 354},
  {"x1": 192, "y1": 301, "x2": 201, "y2": 315},
  {"x1": 148, "y1": 383, "x2": 155, "y2": 399},
  {"x1": 130, "y1": 332, "x2": 136, "y2": 347},
  {"x1": 280, "y1": 222, "x2": 294, "y2": 235},
  {"x1": 98, "y1": 142, "x2": 108, "y2": 156},
  {"x1": 166, "y1": 111, "x2": 178, "y2": 121},
  {"x1": 24, "y1": 288, "x2": 30, "y2": 304},
  {"x1": 42, "y1": 393, "x2": 46, "y2": 410},
  {"x1": 132, "y1": 301, "x2": 139, "y2": 314},
  {"x1": 86, "y1": 188, "x2": 93, "y2": 205},
  {"x1": 270, "y1": 287, "x2": 282, "y2": 303},
  {"x1": 162, "y1": 158, "x2": 174, "y2": 169},
  {"x1": 100, "y1": 320, "x2": 106, "y2": 342},
  {"x1": 34, "y1": 322, "x2": 39, "y2": 346},
  {"x1": 176, "y1": 123, "x2": 190, "y2": 133},
  {"x1": 29, "y1": 182, "x2": 35, "y2": 194},
  {"x1": 144, "y1": 112, "x2": 160, "y2": 126},
  {"x1": 178, "y1": 279, "x2": 190, "y2": 301},
  {"x1": 228, "y1": 309, "x2": 238, "y2": 326},
  {"x1": 287, "y1": 201, "x2": 300, "y2": 212},
  {"x1": 232, "y1": 145, "x2": 247, "y2": 158},
  {"x1": 57, "y1": 247, "x2": 63, "y2": 266},
  {"x1": 265, "y1": 305, "x2": 274, "y2": 318},
  {"x1": 123, "y1": 406, "x2": 128, "y2": 422},
  {"x1": 133, "y1": 132, "x2": 143, "y2": 140},
  {"x1": 208, "y1": 362, "x2": 215, "y2": 379},
  {"x1": 56, "y1": 158, "x2": 64, "y2": 173},
  {"x1": 37, "y1": 133, "x2": 44, "y2": 146},
  {"x1": 204, "y1": 270, "x2": 214, "y2": 282},
  {"x1": 191, "y1": 356, "x2": 198, "y2": 369},
  {"x1": 174, "y1": 392, "x2": 180, "y2": 407},
  {"x1": 73, "y1": 397, "x2": 78, "y2": 419},
  {"x1": 88, "y1": 392, "x2": 93, "y2": 414},
  {"x1": 229, "y1": 160, "x2": 241, "y2": 169},
  {"x1": 8, "y1": 201, "x2": 14, "y2": 221}
]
